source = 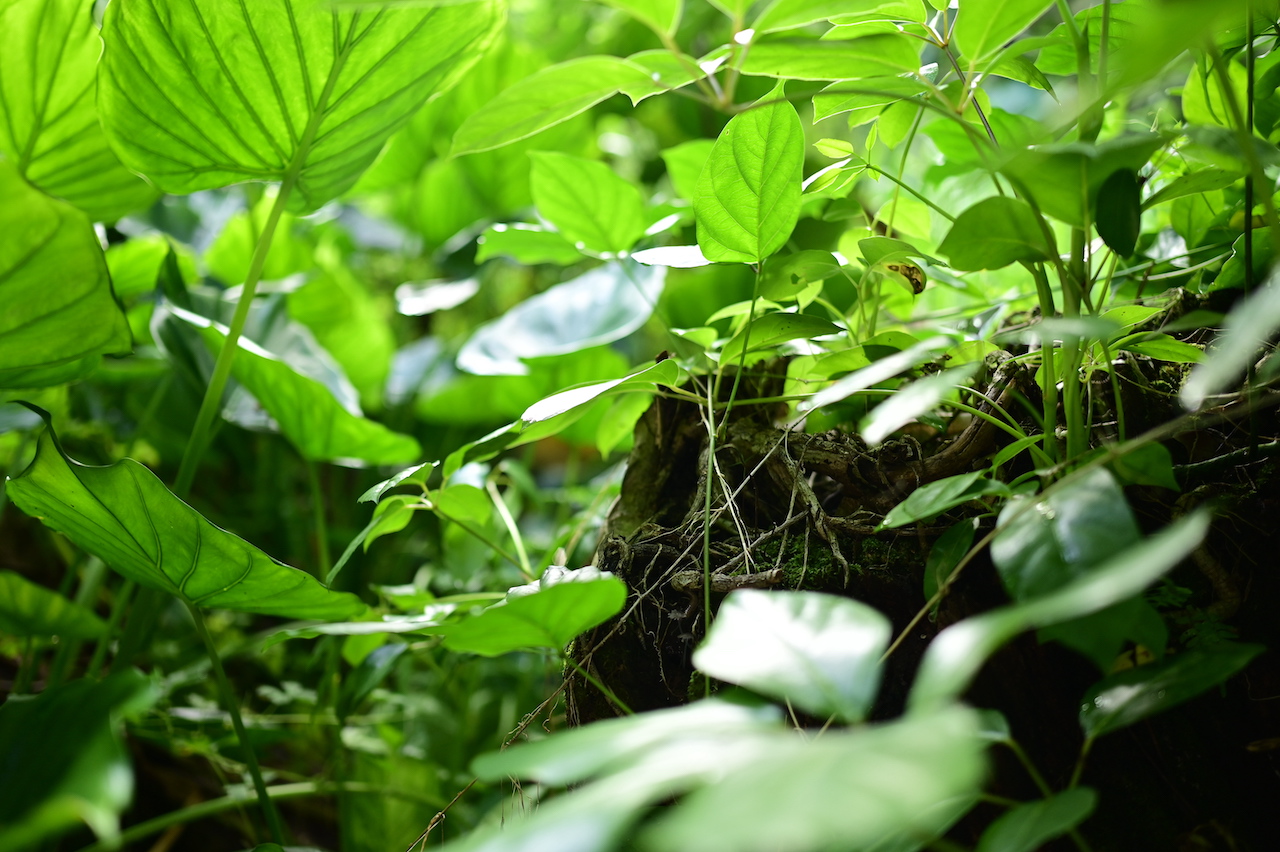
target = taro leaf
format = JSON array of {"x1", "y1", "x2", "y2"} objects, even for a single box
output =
[
  {"x1": 719, "y1": 313, "x2": 842, "y2": 365},
  {"x1": 692, "y1": 590, "x2": 892, "y2": 723},
  {"x1": 451, "y1": 56, "x2": 656, "y2": 155},
  {"x1": 909, "y1": 510, "x2": 1210, "y2": 712},
  {"x1": 434, "y1": 567, "x2": 626, "y2": 656},
  {"x1": 0, "y1": 570, "x2": 106, "y2": 640},
  {"x1": 1079, "y1": 643, "x2": 1264, "y2": 739},
  {"x1": 694, "y1": 89, "x2": 805, "y2": 263},
  {"x1": 954, "y1": 0, "x2": 1054, "y2": 65},
  {"x1": 641, "y1": 706, "x2": 986, "y2": 852},
  {"x1": 0, "y1": 0, "x2": 157, "y2": 221},
  {"x1": 741, "y1": 35, "x2": 921, "y2": 80},
  {"x1": 173, "y1": 307, "x2": 420, "y2": 465},
  {"x1": 456, "y1": 261, "x2": 664, "y2": 376},
  {"x1": 860, "y1": 363, "x2": 977, "y2": 446},
  {"x1": 1181, "y1": 276, "x2": 1280, "y2": 410},
  {"x1": 99, "y1": 0, "x2": 502, "y2": 212},
  {"x1": 5, "y1": 412, "x2": 367, "y2": 620},
  {"x1": 938, "y1": 197, "x2": 1053, "y2": 270},
  {"x1": 0, "y1": 670, "x2": 157, "y2": 850},
  {"x1": 335, "y1": 642, "x2": 407, "y2": 722},
  {"x1": 880, "y1": 471, "x2": 1011, "y2": 530},
  {"x1": 1095, "y1": 169, "x2": 1141, "y2": 257},
  {"x1": 529, "y1": 152, "x2": 648, "y2": 255},
  {"x1": 976, "y1": 788, "x2": 1097, "y2": 852},
  {"x1": 0, "y1": 161, "x2": 132, "y2": 389}
]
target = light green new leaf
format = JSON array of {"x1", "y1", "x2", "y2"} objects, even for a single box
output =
[
  {"x1": 451, "y1": 56, "x2": 656, "y2": 155},
  {"x1": 435, "y1": 567, "x2": 626, "y2": 656},
  {"x1": 938, "y1": 197, "x2": 1054, "y2": 270},
  {"x1": 1079, "y1": 643, "x2": 1264, "y2": 739},
  {"x1": 0, "y1": 0, "x2": 157, "y2": 222},
  {"x1": 530, "y1": 153, "x2": 648, "y2": 255},
  {"x1": 0, "y1": 162, "x2": 132, "y2": 389},
  {"x1": 954, "y1": 0, "x2": 1054, "y2": 65},
  {"x1": 720, "y1": 313, "x2": 842, "y2": 365},
  {"x1": 880, "y1": 471, "x2": 1011, "y2": 530},
  {"x1": 0, "y1": 670, "x2": 157, "y2": 851},
  {"x1": 976, "y1": 788, "x2": 1097, "y2": 852},
  {"x1": 742, "y1": 35, "x2": 921, "y2": 80},
  {"x1": 909, "y1": 510, "x2": 1209, "y2": 712},
  {"x1": 173, "y1": 308, "x2": 420, "y2": 465},
  {"x1": 601, "y1": 0, "x2": 681, "y2": 34},
  {"x1": 693, "y1": 590, "x2": 892, "y2": 723},
  {"x1": 100, "y1": 0, "x2": 503, "y2": 212},
  {"x1": 753, "y1": 0, "x2": 926, "y2": 33},
  {"x1": 0, "y1": 570, "x2": 106, "y2": 640},
  {"x1": 6, "y1": 415, "x2": 367, "y2": 619},
  {"x1": 694, "y1": 93, "x2": 804, "y2": 263}
]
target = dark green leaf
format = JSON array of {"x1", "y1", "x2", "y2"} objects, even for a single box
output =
[
  {"x1": 6, "y1": 413, "x2": 367, "y2": 619},
  {"x1": 938, "y1": 197, "x2": 1054, "y2": 270},
  {"x1": 880, "y1": 471, "x2": 1010, "y2": 529},
  {"x1": 336, "y1": 643, "x2": 407, "y2": 722},
  {"x1": 976, "y1": 788, "x2": 1097, "y2": 852},
  {"x1": 1108, "y1": 443, "x2": 1180, "y2": 491},
  {"x1": 530, "y1": 152, "x2": 648, "y2": 255},
  {"x1": 1095, "y1": 168, "x2": 1141, "y2": 257},
  {"x1": 0, "y1": 570, "x2": 106, "y2": 639},
  {"x1": 1181, "y1": 276, "x2": 1280, "y2": 409},
  {"x1": 924, "y1": 519, "x2": 979, "y2": 604},
  {"x1": 693, "y1": 590, "x2": 892, "y2": 723},
  {"x1": 0, "y1": 162, "x2": 132, "y2": 388},
  {"x1": 100, "y1": 0, "x2": 502, "y2": 212},
  {"x1": 1080, "y1": 643, "x2": 1264, "y2": 738}
]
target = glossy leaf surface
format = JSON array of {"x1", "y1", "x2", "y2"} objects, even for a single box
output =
[{"x1": 100, "y1": 0, "x2": 502, "y2": 211}]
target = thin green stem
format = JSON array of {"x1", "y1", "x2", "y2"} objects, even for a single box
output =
[
  {"x1": 186, "y1": 601, "x2": 285, "y2": 845},
  {"x1": 865, "y1": 164, "x2": 956, "y2": 221},
  {"x1": 718, "y1": 266, "x2": 763, "y2": 439},
  {"x1": 486, "y1": 478, "x2": 532, "y2": 579},
  {"x1": 86, "y1": 578, "x2": 134, "y2": 680},
  {"x1": 434, "y1": 506, "x2": 524, "y2": 571},
  {"x1": 305, "y1": 459, "x2": 332, "y2": 578},
  {"x1": 48, "y1": 556, "x2": 107, "y2": 687}
]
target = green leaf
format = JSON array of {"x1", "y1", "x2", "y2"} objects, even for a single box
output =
[
  {"x1": 1117, "y1": 333, "x2": 1203, "y2": 364},
  {"x1": 692, "y1": 590, "x2": 892, "y2": 723},
  {"x1": 0, "y1": 161, "x2": 132, "y2": 389},
  {"x1": 753, "y1": 0, "x2": 926, "y2": 33},
  {"x1": 476, "y1": 223, "x2": 584, "y2": 266},
  {"x1": 360, "y1": 462, "x2": 433, "y2": 505},
  {"x1": 0, "y1": 0, "x2": 157, "y2": 221},
  {"x1": 1095, "y1": 168, "x2": 1141, "y2": 257},
  {"x1": 335, "y1": 642, "x2": 406, "y2": 722},
  {"x1": 6, "y1": 412, "x2": 367, "y2": 619},
  {"x1": 1079, "y1": 643, "x2": 1265, "y2": 739},
  {"x1": 0, "y1": 670, "x2": 157, "y2": 850},
  {"x1": 434, "y1": 566, "x2": 626, "y2": 656},
  {"x1": 661, "y1": 139, "x2": 716, "y2": 202},
  {"x1": 798, "y1": 336, "x2": 949, "y2": 413},
  {"x1": 720, "y1": 313, "x2": 842, "y2": 365},
  {"x1": 451, "y1": 56, "x2": 656, "y2": 155},
  {"x1": 924, "y1": 519, "x2": 979, "y2": 604},
  {"x1": 100, "y1": 0, "x2": 502, "y2": 212},
  {"x1": 976, "y1": 788, "x2": 1097, "y2": 852},
  {"x1": 742, "y1": 35, "x2": 921, "y2": 80},
  {"x1": 1181, "y1": 276, "x2": 1280, "y2": 409},
  {"x1": 600, "y1": 0, "x2": 681, "y2": 34},
  {"x1": 521, "y1": 360, "x2": 684, "y2": 424},
  {"x1": 530, "y1": 152, "x2": 648, "y2": 255},
  {"x1": 812, "y1": 76, "x2": 931, "y2": 123},
  {"x1": 362, "y1": 495, "x2": 419, "y2": 552},
  {"x1": 880, "y1": 472, "x2": 1010, "y2": 530},
  {"x1": 105, "y1": 236, "x2": 174, "y2": 299},
  {"x1": 860, "y1": 364, "x2": 977, "y2": 446},
  {"x1": 457, "y1": 261, "x2": 664, "y2": 375},
  {"x1": 938, "y1": 197, "x2": 1054, "y2": 270},
  {"x1": 1108, "y1": 443, "x2": 1179, "y2": 491},
  {"x1": 0, "y1": 570, "x2": 106, "y2": 639},
  {"x1": 954, "y1": 0, "x2": 1054, "y2": 65},
  {"x1": 1142, "y1": 168, "x2": 1243, "y2": 209},
  {"x1": 695, "y1": 92, "x2": 804, "y2": 263},
  {"x1": 642, "y1": 707, "x2": 986, "y2": 852},
  {"x1": 206, "y1": 193, "x2": 314, "y2": 285},
  {"x1": 909, "y1": 510, "x2": 1210, "y2": 712}
]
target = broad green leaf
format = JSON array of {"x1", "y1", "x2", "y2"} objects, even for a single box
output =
[
  {"x1": 476, "y1": 223, "x2": 583, "y2": 265},
  {"x1": 694, "y1": 92, "x2": 804, "y2": 263},
  {"x1": 434, "y1": 566, "x2": 626, "y2": 656},
  {"x1": 0, "y1": 670, "x2": 157, "y2": 850},
  {"x1": 100, "y1": 0, "x2": 502, "y2": 212},
  {"x1": 451, "y1": 56, "x2": 656, "y2": 155},
  {"x1": 1108, "y1": 443, "x2": 1179, "y2": 491},
  {"x1": 812, "y1": 76, "x2": 931, "y2": 123},
  {"x1": 521, "y1": 359, "x2": 684, "y2": 424},
  {"x1": 1094, "y1": 169, "x2": 1141, "y2": 257},
  {"x1": 642, "y1": 707, "x2": 986, "y2": 852},
  {"x1": 6, "y1": 413, "x2": 368, "y2": 619},
  {"x1": 742, "y1": 35, "x2": 921, "y2": 80},
  {"x1": 335, "y1": 642, "x2": 407, "y2": 722},
  {"x1": 1213, "y1": 227, "x2": 1274, "y2": 293},
  {"x1": 530, "y1": 153, "x2": 648, "y2": 255},
  {"x1": 693, "y1": 590, "x2": 892, "y2": 723},
  {"x1": 860, "y1": 364, "x2": 977, "y2": 446},
  {"x1": 362, "y1": 495, "x2": 419, "y2": 552},
  {"x1": 360, "y1": 462, "x2": 433, "y2": 504},
  {"x1": 720, "y1": 313, "x2": 842, "y2": 365},
  {"x1": 0, "y1": 0, "x2": 157, "y2": 221},
  {"x1": 0, "y1": 570, "x2": 106, "y2": 639},
  {"x1": 433, "y1": 483, "x2": 491, "y2": 525},
  {"x1": 938, "y1": 197, "x2": 1053, "y2": 270},
  {"x1": 1142, "y1": 168, "x2": 1243, "y2": 209},
  {"x1": 986, "y1": 55, "x2": 1057, "y2": 95},
  {"x1": 0, "y1": 161, "x2": 132, "y2": 389},
  {"x1": 708, "y1": 0, "x2": 752, "y2": 19},
  {"x1": 924, "y1": 519, "x2": 979, "y2": 604},
  {"x1": 457, "y1": 261, "x2": 665, "y2": 376},
  {"x1": 1079, "y1": 643, "x2": 1264, "y2": 739},
  {"x1": 174, "y1": 308, "x2": 421, "y2": 465},
  {"x1": 753, "y1": 0, "x2": 926, "y2": 33},
  {"x1": 976, "y1": 788, "x2": 1097, "y2": 852},
  {"x1": 1117, "y1": 333, "x2": 1203, "y2": 364},
  {"x1": 105, "y1": 236, "x2": 172, "y2": 299},
  {"x1": 909, "y1": 510, "x2": 1210, "y2": 712},
  {"x1": 880, "y1": 472, "x2": 1010, "y2": 530},
  {"x1": 954, "y1": 0, "x2": 1054, "y2": 65},
  {"x1": 206, "y1": 193, "x2": 314, "y2": 285},
  {"x1": 798, "y1": 336, "x2": 949, "y2": 413},
  {"x1": 1181, "y1": 276, "x2": 1280, "y2": 409},
  {"x1": 601, "y1": 0, "x2": 681, "y2": 34}
]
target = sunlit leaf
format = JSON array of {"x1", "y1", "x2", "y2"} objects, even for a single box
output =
[
  {"x1": 720, "y1": 313, "x2": 842, "y2": 365},
  {"x1": 521, "y1": 359, "x2": 684, "y2": 424},
  {"x1": 600, "y1": 0, "x2": 681, "y2": 34},
  {"x1": 693, "y1": 590, "x2": 892, "y2": 723},
  {"x1": 0, "y1": 570, "x2": 106, "y2": 639},
  {"x1": 742, "y1": 35, "x2": 921, "y2": 80},
  {"x1": 955, "y1": 0, "x2": 1054, "y2": 65},
  {"x1": 0, "y1": 0, "x2": 157, "y2": 221},
  {"x1": 6, "y1": 411, "x2": 367, "y2": 619},
  {"x1": 530, "y1": 152, "x2": 648, "y2": 255},
  {"x1": 476, "y1": 223, "x2": 583, "y2": 265},
  {"x1": 797, "y1": 337, "x2": 949, "y2": 413},
  {"x1": 100, "y1": 0, "x2": 503, "y2": 212},
  {"x1": 753, "y1": 0, "x2": 926, "y2": 33},
  {"x1": 976, "y1": 788, "x2": 1097, "y2": 852},
  {"x1": 938, "y1": 197, "x2": 1053, "y2": 270},
  {"x1": 0, "y1": 161, "x2": 132, "y2": 389}
]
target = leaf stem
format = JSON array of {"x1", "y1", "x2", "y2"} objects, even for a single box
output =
[
  {"x1": 185, "y1": 600, "x2": 285, "y2": 845},
  {"x1": 305, "y1": 458, "x2": 332, "y2": 579},
  {"x1": 86, "y1": 577, "x2": 134, "y2": 680}
]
